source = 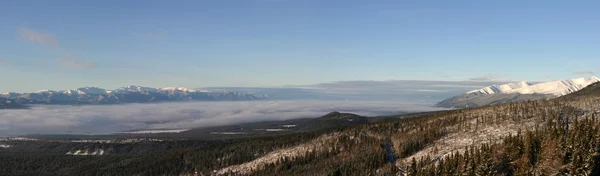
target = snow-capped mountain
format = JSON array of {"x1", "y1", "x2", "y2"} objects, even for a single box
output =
[
  {"x1": 112, "y1": 85, "x2": 158, "y2": 93},
  {"x1": 0, "y1": 97, "x2": 27, "y2": 109},
  {"x1": 0, "y1": 86, "x2": 266, "y2": 105},
  {"x1": 506, "y1": 76, "x2": 599, "y2": 96},
  {"x1": 0, "y1": 92, "x2": 22, "y2": 99},
  {"x1": 466, "y1": 76, "x2": 599, "y2": 96},
  {"x1": 466, "y1": 81, "x2": 532, "y2": 95},
  {"x1": 437, "y1": 76, "x2": 600, "y2": 108},
  {"x1": 73, "y1": 87, "x2": 109, "y2": 95}
]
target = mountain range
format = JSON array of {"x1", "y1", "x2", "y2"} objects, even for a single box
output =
[
  {"x1": 436, "y1": 76, "x2": 600, "y2": 108},
  {"x1": 0, "y1": 85, "x2": 266, "y2": 106}
]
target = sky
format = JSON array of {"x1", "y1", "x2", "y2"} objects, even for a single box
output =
[{"x1": 1, "y1": 0, "x2": 599, "y2": 92}]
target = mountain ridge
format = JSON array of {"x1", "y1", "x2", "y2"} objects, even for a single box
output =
[
  {"x1": 437, "y1": 76, "x2": 599, "y2": 108},
  {"x1": 0, "y1": 85, "x2": 267, "y2": 106}
]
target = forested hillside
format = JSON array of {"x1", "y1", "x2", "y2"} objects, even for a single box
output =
[{"x1": 2, "y1": 83, "x2": 600, "y2": 175}]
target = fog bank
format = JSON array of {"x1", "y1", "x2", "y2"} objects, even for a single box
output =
[{"x1": 0, "y1": 100, "x2": 444, "y2": 136}]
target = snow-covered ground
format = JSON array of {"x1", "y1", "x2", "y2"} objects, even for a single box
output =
[
  {"x1": 70, "y1": 138, "x2": 163, "y2": 143},
  {"x1": 215, "y1": 133, "x2": 341, "y2": 175},
  {"x1": 0, "y1": 137, "x2": 38, "y2": 141},
  {"x1": 66, "y1": 149, "x2": 105, "y2": 156},
  {"x1": 0, "y1": 144, "x2": 10, "y2": 148},
  {"x1": 399, "y1": 118, "x2": 538, "y2": 166}
]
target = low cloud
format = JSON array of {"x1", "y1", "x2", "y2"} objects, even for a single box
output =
[
  {"x1": 18, "y1": 27, "x2": 60, "y2": 46},
  {"x1": 416, "y1": 89, "x2": 443, "y2": 92},
  {"x1": 0, "y1": 101, "x2": 442, "y2": 136},
  {"x1": 469, "y1": 73, "x2": 505, "y2": 81},
  {"x1": 573, "y1": 71, "x2": 595, "y2": 75}
]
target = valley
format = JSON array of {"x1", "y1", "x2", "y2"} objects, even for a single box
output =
[{"x1": 2, "y1": 81, "x2": 600, "y2": 175}]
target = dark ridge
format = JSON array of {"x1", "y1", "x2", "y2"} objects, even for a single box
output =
[
  {"x1": 558, "y1": 82, "x2": 600, "y2": 99},
  {"x1": 318, "y1": 111, "x2": 363, "y2": 120},
  {"x1": 0, "y1": 97, "x2": 29, "y2": 109}
]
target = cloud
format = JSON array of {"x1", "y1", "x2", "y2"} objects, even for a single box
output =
[
  {"x1": 17, "y1": 27, "x2": 97, "y2": 70},
  {"x1": 0, "y1": 101, "x2": 443, "y2": 136},
  {"x1": 18, "y1": 27, "x2": 60, "y2": 46},
  {"x1": 58, "y1": 53, "x2": 97, "y2": 69},
  {"x1": 573, "y1": 71, "x2": 595, "y2": 75},
  {"x1": 469, "y1": 73, "x2": 505, "y2": 81}
]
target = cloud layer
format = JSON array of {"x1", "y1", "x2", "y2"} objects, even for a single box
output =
[
  {"x1": 469, "y1": 73, "x2": 505, "y2": 81},
  {"x1": 18, "y1": 27, "x2": 60, "y2": 46},
  {"x1": 17, "y1": 27, "x2": 97, "y2": 70},
  {"x1": 0, "y1": 100, "x2": 443, "y2": 136},
  {"x1": 573, "y1": 71, "x2": 595, "y2": 75}
]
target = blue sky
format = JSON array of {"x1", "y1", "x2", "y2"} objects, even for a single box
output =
[{"x1": 1, "y1": 0, "x2": 599, "y2": 92}]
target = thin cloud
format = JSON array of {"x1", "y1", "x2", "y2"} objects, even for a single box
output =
[
  {"x1": 573, "y1": 71, "x2": 595, "y2": 75},
  {"x1": 469, "y1": 73, "x2": 505, "y2": 81},
  {"x1": 17, "y1": 27, "x2": 97, "y2": 70},
  {"x1": 416, "y1": 89, "x2": 444, "y2": 92},
  {"x1": 18, "y1": 27, "x2": 60, "y2": 46}
]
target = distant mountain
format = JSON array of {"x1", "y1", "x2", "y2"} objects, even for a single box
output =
[
  {"x1": 0, "y1": 86, "x2": 266, "y2": 105},
  {"x1": 0, "y1": 97, "x2": 27, "y2": 109},
  {"x1": 436, "y1": 76, "x2": 600, "y2": 108}
]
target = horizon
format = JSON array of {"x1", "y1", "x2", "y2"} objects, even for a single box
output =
[{"x1": 1, "y1": 75, "x2": 597, "y2": 93}]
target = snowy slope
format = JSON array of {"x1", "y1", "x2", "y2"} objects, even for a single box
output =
[
  {"x1": 505, "y1": 76, "x2": 600, "y2": 96},
  {"x1": 467, "y1": 81, "x2": 532, "y2": 95},
  {"x1": 466, "y1": 76, "x2": 599, "y2": 96},
  {"x1": 437, "y1": 76, "x2": 600, "y2": 108}
]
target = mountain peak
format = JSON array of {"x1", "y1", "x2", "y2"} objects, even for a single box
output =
[
  {"x1": 114, "y1": 85, "x2": 157, "y2": 92},
  {"x1": 73, "y1": 87, "x2": 108, "y2": 95},
  {"x1": 159, "y1": 87, "x2": 196, "y2": 92},
  {"x1": 465, "y1": 77, "x2": 599, "y2": 96},
  {"x1": 466, "y1": 81, "x2": 532, "y2": 95}
]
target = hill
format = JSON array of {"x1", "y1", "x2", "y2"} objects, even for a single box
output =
[{"x1": 437, "y1": 76, "x2": 599, "y2": 108}]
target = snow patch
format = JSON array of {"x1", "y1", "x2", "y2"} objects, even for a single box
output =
[{"x1": 66, "y1": 149, "x2": 105, "y2": 156}]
